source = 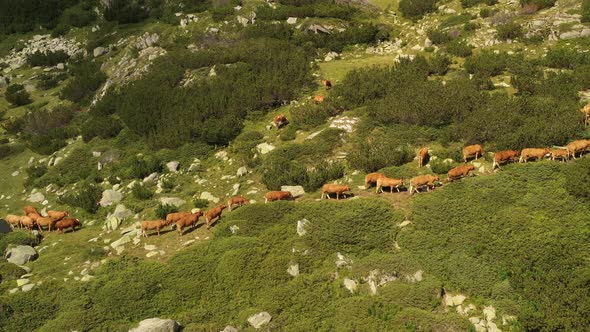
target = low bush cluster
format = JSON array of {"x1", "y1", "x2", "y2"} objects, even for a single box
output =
[
  {"x1": 5, "y1": 84, "x2": 31, "y2": 106},
  {"x1": 59, "y1": 181, "x2": 102, "y2": 213},
  {"x1": 60, "y1": 60, "x2": 107, "y2": 105},
  {"x1": 398, "y1": 0, "x2": 437, "y2": 20},
  {"x1": 27, "y1": 50, "x2": 69, "y2": 67}
]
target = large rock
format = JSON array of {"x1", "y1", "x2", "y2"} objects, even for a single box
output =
[
  {"x1": 4, "y1": 245, "x2": 38, "y2": 265},
  {"x1": 343, "y1": 278, "x2": 357, "y2": 293},
  {"x1": 143, "y1": 172, "x2": 159, "y2": 183},
  {"x1": 256, "y1": 143, "x2": 275, "y2": 155},
  {"x1": 221, "y1": 326, "x2": 238, "y2": 332},
  {"x1": 560, "y1": 30, "x2": 580, "y2": 40},
  {"x1": 104, "y1": 216, "x2": 121, "y2": 231},
  {"x1": 281, "y1": 185, "x2": 305, "y2": 198},
  {"x1": 287, "y1": 263, "x2": 299, "y2": 277},
  {"x1": 93, "y1": 46, "x2": 107, "y2": 57},
  {"x1": 236, "y1": 166, "x2": 248, "y2": 177},
  {"x1": 110, "y1": 234, "x2": 132, "y2": 248},
  {"x1": 129, "y1": 318, "x2": 181, "y2": 332},
  {"x1": 111, "y1": 204, "x2": 133, "y2": 220},
  {"x1": 287, "y1": 17, "x2": 297, "y2": 24},
  {"x1": 247, "y1": 312, "x2": 272, "y2": 329},
  {"x1": 159, "y1": 197, "x2": 186, "y2": 207},
  {"x1": 28, "y1": 192, "x2": 45, "y2": 203},
  {"x1": 296, "y1": 219, "x2": 309, "y2": 236},
  {"x1": 136, "y1": 33, "x2": 159, "y2": 49},
  {"x1": 100, "y1": 189, "x2": 123, "y2": 207},
  {"x1": 166, "y1": 161, "x2": 179, "y2": 173}
]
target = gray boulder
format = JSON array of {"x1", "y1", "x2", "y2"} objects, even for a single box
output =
[
  {"x1": 93, "y1": 46, "x2": 107, "y2": 57},
  {"x1": 281, "y1": 185, "x2": 305, "y2": 198},
  {"x1": 28, "y1": 192, "x2": 45, "y2": 203},
  {"x1": 100, "y1": 189, "x2": 123, "y2": 207},
  {"x1": 111, "y1": 204, "x2": 133, "y2": 220},
  {"x1": 166, "y1": 161, "x2": 179, "y2": 173},
  {"x1": 247, "y1": 312, "x2": 272, "y2": 329},
  {"x1": 5, "y1": 245, "x2": 38, "y2": 265},
  {"x1": 236, "y1": 166, "x2": 248, "y2": 177},
  {"x1": 129, "y1": 318, "x2": 181, "y2": 332}
]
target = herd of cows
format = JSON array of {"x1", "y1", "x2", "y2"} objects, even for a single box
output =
[{"x1": 4, "y1": 84, "x2": 590, "y2": 238}]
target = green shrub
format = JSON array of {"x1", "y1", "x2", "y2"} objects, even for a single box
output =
[
  {"x1": 398, "y1": 0, "x2": 437, "y2": 19},
  {"x1": 81, "y1": 115, "x2": 123, "y2": 142},
  {"x1": 290, "y1": 103, "x2": 339, "y2": 129},
  {"x1": 479, "y1": 7, "x2": 497, "y2": 17},
  {"x1": 22, "y1": 105, "x2": 76, "y2": 155},
  {"x1": 304, "y1": 161, "x2": 345, "y2": 192},
  {"x1": 103, "y1": 0, "x2": 149, "y2": 24},
  {"x1": 0, "y1": 0, "x2": 82, "y2": 34},
  {"x1": 445, "y1": 39, "x2": 473, "y2": 57},
  {"x1": 61, "y1": 3, "x2": 96, "y2": 28},
  {"x1": 545, "y1": 47, "x2": 590, "y2": 69},
  {"x1": 440, "y1": 14, "x2": 474, "y2": 29},
  {"x1": 462, "y1": 0, "x2": 498, "y2": 7},
  {"x1": 0, "y1": 143, "x2": 24, "y2": 159},
  {"x1": 155, "y1": 204, "x2": 178, "y2": 219},
  {"x1": 61, "y1": 60, "x2": 107, "y2": 105},
  {"x1": 0, "y1": 262, "x2": 27, "y2": 283},
  {"x1": 161, "y1": 178, "x2": 175, "y2": 192},
  {"x1": 463, "y1": 22, "x2": 480, "y2": 31},
  {"x1": 565, "y1": 157, "x2": 590, "y2": 199},
  {"x1": 429, "y1": 158, "x2": 455, "y2": 174},
  {"x1": 193, "y1": 198, "x2": 209, "y2": 209},
  {"x1": 429, "y1": 54, "x2": 451, "y2": 75},
  {"x1": 0, "y1": 232, "x2": 40, "y2": 253},
  {"x1": 519, "y1": 0, "x2": 556, "y2": 9},
  {"x1": 279, "y1": 126, "x2": 297, "y2": 141},
  {"x1": 211, "y1": 5, "x2": 234, "y2": 21},
  {"x1": 496, "y1": 21, "x2": 523, "y2": 40},
  {"x1": 427, "y1": 29, "x2": 452, "y2": 45},
  {"x1": 131, "y1": 183, "x2": 153, "y2": 200},
  {"x1": 464, "y1": 50, "x2": 507, "y2": 76},
  {"x1": 27, "y1": 50, "x2": 69, "y2": 66},
  {"x1": 348, "y1": 135, "x2": 414, "y2": 173},
  {"x1": 24, "y1": 164, "x2": 48, "y2": 187},
  {"x1": 39, "y1": 148, "x2": 99, "y2": 186},
  {"x1": 5, "y1": 84, "x2": 32, "y2": 106},
  {"x1": 583, "y1": 0, "x2": 590, "y2": 22},
  {"x1": 36, "y1": 72, "x2": 67, "y2": 90},
  {"x1": 59, "y1": 182, "x2": 102, "y2": 213},
  {"x1": 121, "y1": 155, "x2": 162, "y2": 179}
]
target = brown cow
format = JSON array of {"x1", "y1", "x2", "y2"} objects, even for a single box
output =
[
  {"x1": 20, "y1": 216, "x2": 35, "y2": 230},
  {"x1": 321, "y1": 184, "x2": 351, "y2": 200},
  {"x1": 364, "y1": 173, "x2": 385, "y2": 188},
  {"x1": 273, "y1": 114, "x2": 289, "y2": 129},
  {"x1": 463, "y1": 144, "x2": 484, "y2": 163},
  {"x1": 205, "y1": 205, "x2": 226, "y2": 229},
  {"x1": 141, "y1": 220, "x2": 172, "y2": 237},
  {"x1": 176, "y1": 212, "x2": 203, "y2": 237},
  {"x1": 166, "y1": 212, "x2": 192, "y2": 224},
  {"x1": 321, "y1": 79, "x2": 332, "y2": 88},
  {"x1": 27, "y1": 212, "x2": 41, "y2": 222},
  {"x1": 567, "y1": 139, "x2": 590, "y2": 159},
  {"x1": 447, "y1": 165, "x2": 475, "y2": 182},
  {"x1": 55, "y1": 218, "x2": 81, "y2": 233},
  {"x1": 519, "y1": 148, "x2": 550, "y2": 163},
  {"x1": 264, "y1": 191, "x2": 293, "y2": 203},
  {"x1": 417, "y1": 147, "x2": 429, "y2": 168},
  {"x1": 37, "y1": 217, "x2": 57, "y2": 232},
  {"x1": 492, "y1": 150, "x2": 520, "y2": 169},
  {"x1": 578, "y1": 103, "x2": 590, "y2": 126},
  {"x1": 47, "y1": 210, "x2": 69, "y2": 221},
  {"x1": 376, "y1": 177, "x2": 404, "y2": 193},
  {"x1": 228, "y1": 196, "x2": 250, "y2": 211},
  {"x1": 6, "y1": 215, "x2": 22, "y2": 229},
  {"x1": 550, "y1": 149, "x2": 569, "y2": 162},
  {"x1": 409, "y1": 175, "x2": 440, "y2": 194},
  {"x1": 313, "y1": 95, "x2": 325, "y2": 103},
  {"x1": 23, "y1": 205, "x2": 40, "y2": 216}
]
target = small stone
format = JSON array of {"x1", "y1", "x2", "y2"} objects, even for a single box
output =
[
  {"x1": 247, "y1": 312, "x2": 272, "y2": 329},
  {"x1": 343, "y1": 278, "x2": 357, "y2": 293},
  {"x1": 296, "y1": 219, "x2": 310, "y2": 236},
  {"x1": 166, "y1": 161, "x2": 179, "y2": 173},
  {"x1": 21, "y1": 284, "x2": 35, "y2": 292},
  {"x1": 16, "y1": 279, "x2": 30, "y2": 287},
  {"x1": 287, "y1": 263, "x2": 299, "y2": 277}
]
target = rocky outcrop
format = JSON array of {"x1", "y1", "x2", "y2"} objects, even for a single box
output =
[{"x1": 4, "y1": 245, "x2": 38, "y2": 265}]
